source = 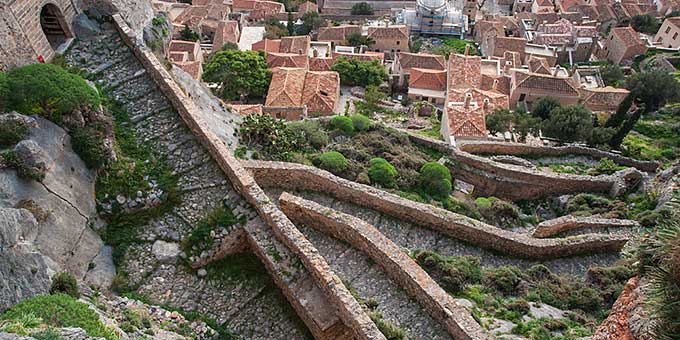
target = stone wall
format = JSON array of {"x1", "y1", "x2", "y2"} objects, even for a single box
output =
[
  {"x1": 242, "y1": 161, "x2": 629, "y2": 259},
  {"x1": 111, "y1": 14, "x2": 385, "y2": 340},
  {"x1": 458, "y1": 141, "x2": 660, "y2": 172},
  {"x1": 279, "y1": 192, "x2": 490, "y2": 340},
  {"x1": 0, "y1": 0, "x2": 78, "y2": 68},
  {"x1": 533, "y1": 215, "x2": 640, "y2": 238},
  {"x1": 406, "y1": 132, "x2": 637, "y2": 200}
]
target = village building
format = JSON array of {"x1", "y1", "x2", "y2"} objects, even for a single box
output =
[
  {"x1": 264, "y1": 67, "x2": 341, "y2": 119},
  {"x1": 532, "y1": 0, "x2": 555, "y2": 13},
  {"x1": 654, "y1": 16, "x2": 680, "y2": 48},
  {"x1": 367, "y1": 25, "x2": 410, "y2": 56},
  {"x1": 212, "y1": 20, "x2": 241, "y2": 51},
  {"x1": 317, "y1": 25, "x2": 362, "y2": 46},
  {"x1": 408, "y1": 68, "x2": 448, "y2": 104},
  {"x1": 596, "y1": 26, "x2": 648, "y2": 64},
  {"x1": 392, "y1": 52, "x2": 446, "y2": 87}
]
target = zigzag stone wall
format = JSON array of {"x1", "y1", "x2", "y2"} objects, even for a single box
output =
[
  {"x1": 406, "y1": 133, "x2": 641, "y2": 200},
  {"x1": 279, "y1": 192, "x2": 490, "y2": 340},
  {"x1": 111, "y1": 14, "x2": 384, "y2": 340},
  {"x1": 532, "y1": 215, "x2": 640, "y2": 238},
  {"x1": 459, "y1": 141, "x2": 660, "y2": 172},
  {"x1": 242, "y1": 161, "x2": 629, "y2": 259}
]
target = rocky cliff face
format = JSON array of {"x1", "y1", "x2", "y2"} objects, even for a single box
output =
[{"x1": 0, "y1": 114, "x2": 113, "y2": 310}]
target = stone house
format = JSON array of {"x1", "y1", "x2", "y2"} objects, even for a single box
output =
[
  {"x1": 392, "y1": 52, "x2": 446, "y2": 87},
  {"x1": 232, "y1": 0, "x2": 285, "y2": 21},
  {"x1": 212, "y1": 20, "x2": 241, "y2": 51},
  {"x1": 514, "y1": 0, "x2": 534, "y2": 13},
  {"x1": 654, "y1": 17, "x2": 680, "y2": 48},
  {"x1": 280, "y1": 35, "x2": 311, "y2": 55},
  {"x1": 298, "y1": 1, "x2": 319, "y2": 13},
  {"x1": 508, "y1": 63, "x2": 580, "y2": 109},
  {"x1": 367, "y1": 25, "x2": 410, "y2": 57},
  {"x1": 317, "y1": 25, "x2": 362, "y2": 46},
  {"x1": 596, "y1": 27, "x2": 648, "y2": 65},
  {"x1": 532, "y1": 0, "x2": 555, "y2": 13},
  {"x1": 169, "y1": 40, "x2": 203, "y2": 63},
  {"x1": 265, "y1": 67, "x2": 341, "y2": 119},
  {"x1": 408, "y1": 68, "x2": 447, "y2": 104},
  {"x1": 266, "y1": 52, "x2": 309, "y2": 68}
]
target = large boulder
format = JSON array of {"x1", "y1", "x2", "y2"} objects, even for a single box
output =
[
  {"x1": 79, "y1": 0, "x2": 153, "y2": 39},
  {"x1": 72, "y1": 12, "x2": 102, "y2": 38},
  {"x1": 13, "y1": 140, "x2": 49, "y2": 181}
]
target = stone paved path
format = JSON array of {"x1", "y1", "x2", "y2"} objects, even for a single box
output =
[{"x1": 65, "y1": 28, "x2": 311, "y2": 340}]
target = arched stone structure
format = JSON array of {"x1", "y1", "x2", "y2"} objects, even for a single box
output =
[{"x1": 0, "y1": 0, "x2": 78, "y2": 68}]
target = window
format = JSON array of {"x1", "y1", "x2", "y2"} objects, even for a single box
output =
[
  {"x1": 518, "y1": 93, "x2": 526, "y2": 101},
  {"x1": 666, "y1": 26, "x2": 672, "y2": 34},
  {"x1": 396, "y1": 41, "x2": 400, "y2": 45},
  {"x1": 673, "y1": 32, "x2": 678, "y2": 40},
  {"x1": 320, "y1": 90, "x2": 328, "y2": 96}
]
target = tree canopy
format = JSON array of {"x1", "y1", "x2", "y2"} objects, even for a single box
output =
[
  {"x1": 626, "y1": 70, "x2": 680, "y2": 113},
  {"x1": 202, "y1": 50, "x2": 272, "y2": 101},
  {"x1": 599, "y1": 64, "x2": 625, "y2": 87},
  {"x1": 542, "y1": 105, "x2": 594, "y2": 143},
  {"x1": 486, "y1": 108, "x2": 540, "y2": 141},
  {"x1": 331, "y1": 57, "x2": 387, "y2": 87},
  {"x1": 630, "y1": 14, "x2": 660, "y2": 34},
  {"x1": 346, "y1": 32, "x2": 375, "y2": 48},
  {"x1": 1, "y1": 63, "x2": 101, "y2": 120},
  {"x1": 179, "y1": 24, "x2": 200, "y2": 41},
  {"x1": 351, "y1": 2, "x2": 374, "y2": 15},
  {"x1": 531, "y1": 97, "x2": 561, "y2": 120},
  {"x1": 296, "y1": 12, "x2": 324, "y2": 35}
]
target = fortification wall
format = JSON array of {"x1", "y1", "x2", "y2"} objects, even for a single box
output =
[
  {"x1": 111, "y1": 15, "x2": 385, "y2": 340},
  {"x1": 458, "y1": 141, "x2": 659, "y2": 172},
  {"x1": 533, "y1": 215, "x2": 640, "y2": 238},
  {"x1": 242, "y1": 161, "x2": 629, "y2": 259},
  {"x1": 279, "y1": 192, "x2": 490, "y2": 340},
  {"x1": 406, "y1": 132, "x2": 638, "y2": 200}
]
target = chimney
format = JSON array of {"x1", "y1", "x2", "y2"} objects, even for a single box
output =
[
  {"x1": 483, "y1": 98, "x2": 490, "y2": 110},
  {"x1": 464, "y1": 93, "x2": 472, "y2": 108},
  {"x1": 492, "y1": 78, "x2": 499, "y2": 91},
  {"x1": 553, "y1": 66, "x2": 559, "y2": 77},
  {"x1": 298, "y1": 49, "x2": 303, "y2": 55}
]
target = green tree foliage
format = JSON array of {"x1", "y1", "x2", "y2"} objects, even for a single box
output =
[
  {"x1": 0, "y1": 72, "x2": 8, "y2": 112},
  {"x1": 419, "y1": 162, "x2": 452, "y2": 200},
  {"x1": 409, "y1": 36, "x2": 423, "y2": 53},
  {"x1": 367, "y1": 157, "x2": 397, "y2": 188},
  {"x1": 626, "y1": 70, "x2": 680, "y2": 113},
  {"x1": 2, "y1": 64, "x2": 101, "y2": 121},
  {"x1": 202, "y1": 50, "x2": 271, "y2": 100},
  {"x1": 264, "y1": 17, "x2": 289, "y2": 39},
  {"x1": 286, "y1": 120, "x2": 329, "y2": 150},
  {"x1": 50, "y1": 272, "x2": 80, "y2": 298},
  {"x1": 485, "y1": 109, "x2": 540, "y2": 141},
  {"x1": 630, "y1": 14, "x2": 660, "y2": 34},
  {"x1": 297, "y1": 12, "x2": 324, "y2": 35},
  {"x1": 350, "y1": 114, "x2": 371, "y2": 131},
  {"x1": 351, "y1": 2, "x2": 374, "y2": 15},
  {"x1": 315, "y1": 151, "x2": 347, "y2": 173},
  {"x1": 610, "y1": 105, "x2": 644, "y2": 148},
  {"x1": 542, "y1": 105, "x2": 594, "y2": 143},
  {"x1": 600, "y1": 64, "x2": 625, "y2": 87},
  {"x1": 179, "y1": 24, "x2": 200, "y2": 41},
  {"x1": 346, "y1": 32, "x2": 375, "y2": 47},
  {"x1": 219, "y1": 42, "x2": 239, "y2": 51},
  {"x1": 70, "y1": 124, "x2": 111, "y2": 169},
  {"x1": 605, "y1": 94, "x2": 633, "y2": 128},
  {"x1": 238, "y1": 114, "x2": 297, "y2": 157},
  {"x1": 531, "y1": 97, "x2": 561, "y2": 120},
  {"x1": 331, "y1": 57, "x2": 387, "y2": 87},
  {"x1": 330, "y1": 115, "x2": 355, "y2": 135},
  {"x1": 364, "y1": 85, "x2": 386, "y2": 110}
]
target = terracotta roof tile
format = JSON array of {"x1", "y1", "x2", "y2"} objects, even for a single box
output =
[
  {"x1": 309, "y1": 57, "x2": 333, "y2": 71},
  {"x1": 298, "y1": 1, "x2": 319, "y2": 13},
  {"x1": 252, "y1": 38, "x2": 282, "y2": 52},
  {"x1": 409, "y1": 68, "x2": 447, "y2": 91},
  {"x1": 513, "y1": 71, "x2": 580, "y2": 96},
  {"x1": 527, "y1": 56, "x2": 552, "y2": 74},
  {"x1": 611, "y1": 27, "x2": 645, "y2": 48},
  {"x1": 367, "y1": 25, "x2": 409, "y2": 39},
  {"x1": 266, "y1": 52, "x2": 309, "y2": 68},
  {"x1": 333, "y1": 51, "x2": 385, "y2": 64},
  {"x1": 448, "y1": 53, "x2": 482, "y2": 89},
  {"x1": 230, "y1": 104, "x2": 263, "y2": 115},
  {"x1": 280, "y1": 35, "x2": 310, "y2": 54},
  {"x1": 174, "y1": 61, "x2": 203, "y2": 79},
  {"x1": 265, "y1": 68, "x2": 340, "y2": 114},
  {"x1": 317, "y1": 25, "x2": 361, "y2": 42},
  {"x1": 580, "y1": 86, "x2": 630, "y2": 110},
  {"x1": 396, "y1": 52, "x2": 446, "y2": 73},
  {"x1": 266, "y1": 68, "x2": 307, "y2": 106}
]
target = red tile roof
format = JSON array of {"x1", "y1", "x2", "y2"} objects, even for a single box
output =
[
  {"x1": 396, "y1": 52, "x2": 446, "y2": 73},
  {"x1": 280, "y1": 35, "x2": 311, "y2": 54},
  {"x1": 309, "y1": 57, "x2": 333, "y2": 71},
  {"x1": 333, "y1": 51, "x2": 385, "y2": 64},
  {"x1": 266, "y1": 68, "x2": 307, "y2": 107},
  {"x1": 317, "y1": 25, "x2": 362, "y2": 42},
  {"x1": 298, "y1": 1, "x2": 319, "y2": 13},
  {"x1": 409, "y1": 68, "x2": 447, "y2": 91},
  {"x1": 580, "y1": 86, "x2": 630, "y2": 110},
  {"x1": 230, "y1": 104, "x2": 263, "y2": 115},
  {"x1": 252, "y1": 38, "x2": 282, "y2": 52},
  {"x1": 448, "y1": 53, "x2": 482, "y2": 89},
  {"x1": 266, "y1": 52, "x2": 309, "y2": 68},
  {"x1": 174, "y1": 61, "x2": 203, "y2": 80},
  {"x1": 266, "y1": 68, "x2": 340, "y2": 114},
  {"x1": 513, "y1": 71, "x2": 580, "y2": 96},
  {"x1": 367, "y1": 25, "x2": 409, "y2": 40},
  {"x1": 527, "y1": 56, "x2": 552, "y2": 74},
  {"x1": 611, "y1": 27, "x2": 645, "y2": 48}
]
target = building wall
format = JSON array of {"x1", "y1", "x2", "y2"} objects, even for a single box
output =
[
  {"x1": 0, "y1": 0, "x2": 78, "y2": 69},
  {"x1": 372, "y1": 36, "x2": 408, "y2": 55},
  {"x1": 599, "y1": 36, "x2": 648, "y2": 65},
  {"x1": 654, "y1": 20, "x2": 680, "y2": 48}
]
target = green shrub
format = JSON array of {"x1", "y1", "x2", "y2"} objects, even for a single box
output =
[
  {"x1": 2, "y1": 64, "x2": 100, "y2": 121},
  {"x1": 1, "y1": 149, "x2": 45, "y2": 182},
  {"x1": 239, "y1": 114, "x2": 298, "y2": 158},
  {"x1": 183, "y1": 203, "x2": 244, "y2": 256},
  {"x1": 368, "y1": 311, "x2": 408, "y2": 340},
  {"x1": 419, "y1": 162, "x2": 452, "y2": 201},
  {"x1": 474, "y1": 197, "x2": 493, "y2": 209},
  {"x1": 442, "y1": 198, "x2": 483, "y2": 220},
  {"x1": 330, "y1": 115, "x2": 355, "y2": 135},
  {"x1": 505, "y1": 298, "x2": 531, "y2": 315},
  {"x1": 526, "y1": 264, "x2": 556, "y2": 282},
  {"x1": 566, "y1": 193, "x2": 613, "y2": 216},
  {"x1": 567, "y1": 287, "x2": 603, "y2": 312},
  {"x1": 413, "y1": 250, "x2": 481, "y2": 293},
  {"x1": 70, "y1": 124, "x2": 110, "y2": 169},
  {"x1": 589, "y1": 158, "x2": 624, "y2": 176},
  {"x1": 315, "y1": 151, "x2": 347, "y2": 174},
  {"x1": 350, "y1": 114, "x2": 371, "y2": 132},
  {"x1": 0, "y1": 294, "x2": 118, "y2": 340},
  {"x1": 50, "y1": 272, "x2": 80, "y2": 298},
  {"x1": 484, "y1": 266, "x2": 521, "y2": 294},
  {"x1": 286, "y1": 120, "x2": 329, "y2": 150},
  {"x1": 0, "y1": 119, "x2": 29, "y2": 148},
  {"x1": 367, "y1": 157, "x2": 397, "y2": 188}
]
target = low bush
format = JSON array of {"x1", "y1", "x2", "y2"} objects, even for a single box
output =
[
  {"x1": 0, "y1": 119, "x2": 29, "y2": 148},
  {"x1": 50, "y1": 272, "x2": 80, "y2": 298},
  {"x1": 419, "y1": 162, "x2": 452, "y2": 201},
  {"x1": 315, "y1": 151, "x2": 347, "y2": 174},
  {"x1": 1, "y1": 149, "x2": 45, "y2": 182},
  {"x1": 183, "y1": 203, "x2": 245, "y2": 256},
  {"x1": 350, "y1": 114, "x2": 371, "y2": 132},
  {"x1": 588, "y1": 158, "x2": 624, "y2": 176},
  {"x1": 0, "y1": 294, "x2": 119, "y2": 340},
  {"x1": 367, "y1": 157, "x2": 397, "y2": 188},
  {"x1": 239, "y1": 114, "x2": 298, "y2": 159},
  {"x1": 442, "y1": 198, "x2": 483, "y2": 220},
  {"x1": 70, "y1": 124, "x2": 110, "y2": 169},
  {"x1": 286, "y1": 120, "x2": 329, "y2": 150},
  {"x1": 505, "y1": 298, "x2": 531, "y2": 315},
  {"x1": 566, "y1": 193, "x2": 614, "y2": 216},
  {"x1": 483, "y1": 266, "x2": 521, "y2": 294},
  {"x1": 413, "y1": 250, "x2": 482, "y2": 293},
  {"x1": 330, "y1": 116, "x2": 354, "y2": 135},
  {"x1": 368, "y1": 311, "x2": 408, "y2": 340}
]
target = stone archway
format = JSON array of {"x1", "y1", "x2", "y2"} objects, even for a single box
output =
[{"x1": 40, "y1": 3, "x2": 72, "y2": 50}]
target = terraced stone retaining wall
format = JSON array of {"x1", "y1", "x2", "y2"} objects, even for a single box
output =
[
  {"x1": 406, "y1": 133, "x2": 639, "y2": 200},
  {"x1": 243, "y1": 161, "x2": 629, "y2": 259},
  {"x1": 111, "y1": 14, "x2": 385, "y2": 340},
  {"x1": 279, "y1": 192, "x2": 490, "y2": 340},
  {"x1": 459, "y1": 141, "x2": 660, "y2": 172},
  {"x1": 533, "y1": 216, "x2": 640, "y2": 238}
]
